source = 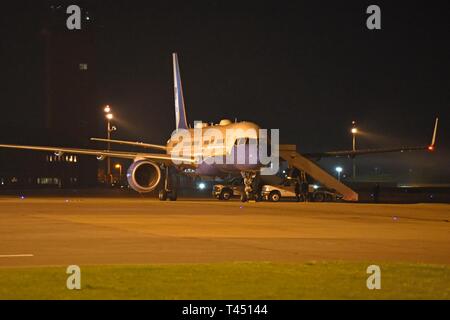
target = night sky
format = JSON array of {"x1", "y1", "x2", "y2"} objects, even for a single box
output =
[{"x1": 1, "y1": 0, "x2": 449, "y2": 181}]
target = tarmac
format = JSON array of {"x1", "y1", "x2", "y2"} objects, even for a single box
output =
[{"x1": 0, "y1": 197, "x2": 449, "y2": 267}]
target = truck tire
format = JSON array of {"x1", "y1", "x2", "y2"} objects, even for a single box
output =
[
  {"x1": 314, "y1": 192, "x2": 325, "y2": 202},
  {"x1": 220, "y1": 189, "x2": 232, "y2": 200},
  {"x1": 269, "y1": 191, "x2": 281, "y2": 202}
]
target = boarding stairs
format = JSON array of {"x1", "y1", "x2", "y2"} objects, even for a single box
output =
[{"x1": 279, "y1": 145, "x2": 358, "y2": 201}]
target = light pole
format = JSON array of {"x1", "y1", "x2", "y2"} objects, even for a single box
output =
[
  {"x1": 335, "y1": 166, "x2": 343, "y2": 182},
  {"x1": 115, "y1": 163, "x2": 122, "y2": 183},
  {"x1": 351, "y1": 121, "x2": 358, "y2": 179},
  {"x1": 104, "y1": 105, "x2": 116, "y2": 185}
]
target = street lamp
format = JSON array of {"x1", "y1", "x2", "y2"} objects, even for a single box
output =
[
  {"x1": 335, "y1": 166, "x2": 343, "y2": 182},
  {"x1": 351, "y1": 121, "x2": 358, "y2": 179},
  {"x1": 104, "y1": 106, "x2": 117, "y2": 185},
  {"x1": 115, "y1": 164, "x2": 122, "y2": 183}
]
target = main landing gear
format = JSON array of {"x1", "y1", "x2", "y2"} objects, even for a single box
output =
[
  {"x1": 159, "y1": 166, "x2": 178, "y2": 201},
  {"x1": 240, "y1": 171, "x2": 259, "y2": 202}
]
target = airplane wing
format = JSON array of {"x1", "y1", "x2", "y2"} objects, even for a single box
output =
[
  {"x1": 90, "y1": 138, "x2": 167, "y2": 151},
  {"x1": 0, "y1": 144, "x2": 195, "y2": 164},
  {"x1": 303, "y1": 117, "x2": 439, "y2": 159},
  {"x1": 303, "y1": 146, "x2": 433, "y2": 158}
]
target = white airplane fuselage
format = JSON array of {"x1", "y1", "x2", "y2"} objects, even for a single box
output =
[{"x1": 164, "y1": 120, "x2": 264, "y2": 176}]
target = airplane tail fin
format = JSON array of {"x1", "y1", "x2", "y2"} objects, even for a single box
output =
[
  {"x1": 172, "y1": 53, "x2": 188, "y2": 130},
  {"x1": 428, "y1": 117, "x2": 439, "y2": 151}
]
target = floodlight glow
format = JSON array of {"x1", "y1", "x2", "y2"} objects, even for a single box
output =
[
  {"x1": 335, "y1": 166, "x2": 343, "y2": 173},
  {"x1": 198, "y1": 182, "x2": 206, "y2": 190}
]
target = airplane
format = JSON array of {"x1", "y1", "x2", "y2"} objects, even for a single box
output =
[{"x1": 0, "y1": 53, "x2": 439, "y2": 202}]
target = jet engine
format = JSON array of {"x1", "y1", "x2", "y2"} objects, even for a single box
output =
[{"x1": 126, "y1": 160, "x2": 161, "y2": 193}]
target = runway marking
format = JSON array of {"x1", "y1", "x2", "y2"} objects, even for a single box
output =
[{"x1": 0, "y1": 254, "x2": 34, "y2": 258}]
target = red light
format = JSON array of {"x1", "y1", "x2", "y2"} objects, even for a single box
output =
[{"x1": 428, "y1": 145, "x2": 434, "y2": 151}]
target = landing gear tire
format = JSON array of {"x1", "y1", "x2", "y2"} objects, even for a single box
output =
[
  {"x1": 269, "y1": 191, "x2": 281, "y2": 202},
  {"x1": 168, "y1": 190, "x2": 177, "y2": 201},
  {"x1": 220, "y1": 189, "x2": 232, "y2": 201},
  {"x1": 159, "y1": 189, "x2": 177, "y2": 201},
  {"x1": 159, "y1": 189, "x2": 167, "y2": 201}
]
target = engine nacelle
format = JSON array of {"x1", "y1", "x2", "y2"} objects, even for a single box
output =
[{"x1": 126, "y1": 160, "x2": 161, "y2": 193}]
